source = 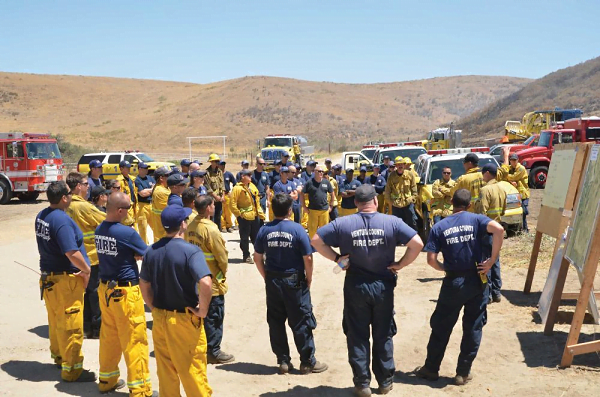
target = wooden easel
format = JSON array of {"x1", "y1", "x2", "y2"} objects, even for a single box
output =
[{"x1": 523, "y1": 143, "x2": 589, "y2": 295}]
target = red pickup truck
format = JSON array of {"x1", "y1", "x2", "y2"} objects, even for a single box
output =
[{"x1": 517, "y1": 117, "x2": 600, "y2": 188}]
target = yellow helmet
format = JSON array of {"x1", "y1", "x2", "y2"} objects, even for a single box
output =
[
  {"x1": 208, "y1": 153, "x2": 220, "y2": 162},
  {"x1": 394, "y1": 156, "x2": 406, "y2": 165},
  {"x1": 404, "y1": 157, "x2": 412, "y2": 164}
]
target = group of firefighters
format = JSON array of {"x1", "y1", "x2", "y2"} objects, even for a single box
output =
[{"x1": 33, "y1": 144, "x2": 527, "y2": 397}]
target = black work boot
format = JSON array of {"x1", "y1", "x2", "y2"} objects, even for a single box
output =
[
  {"x1": 414, "y1": 365, "x2": 439, "y2": 381},
  {"x1": 299, "y1": 361, "x2": 328, "y2": 374}
]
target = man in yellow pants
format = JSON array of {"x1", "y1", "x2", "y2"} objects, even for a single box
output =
[
  {"x1": 231, "y1": 169, "x2": 266, "y2": 263},
  {"x1": 134, "y1": 162, "x2": 155, "y2": 244},
  {"x1": 301, "y1": 165, "x2": 334, "y2": 238},
  {"x1": 150, "y1": 167, "x2": 171, "y2": 243},
  {"x1": 187, "y1": 195, "x2": 235, "y2": 364},
  {"x1": 116, "y1": 160, "x2": 138, "y2": 228},
  {"x1": 65, "y1": 172, "x2": 106, "y2": 339},
  {"x1": 219, "y1": 160, "x2": 236, "y2": 232},
  {"x1": 140, "y1": 205, "x2": 214, "y2": 396},
  {"x1": 95, "y1": 192, "x2": 156, "y2": 396},
  {"x1": 35, "y1": 181, "x2": 96, "y2": 383}
]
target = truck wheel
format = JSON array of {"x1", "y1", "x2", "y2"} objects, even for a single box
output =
[
  {"x1": 17, "y1": 192, "x2": 40, "y2": 202},
  {"x1": 530, "y1": 166, "x2": 548, "y2": 189},
  {"x1": 417, "y1": 209, "x2": 431, "y2": 244},
  {"x1": 0, "y1": 179, "x2": 12, "y2": 205}
]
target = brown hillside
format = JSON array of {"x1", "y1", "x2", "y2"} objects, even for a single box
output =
[
  {"x1": 0, "y1": 72, "x2": 530, "y2": 155},
  {"x1": 458, "y1": 56, "x2": 600, "y2": 144}
]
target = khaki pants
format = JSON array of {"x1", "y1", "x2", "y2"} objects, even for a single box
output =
[
  {"x1": 221, "y1": 194, "x2": 234, "y2": 229},
  {"x1": 136, "y1": 202, "x2": 152, "y2": 244},
  {"x1": 339, "y1": 207, "x2": 358, "y2": 217},
  {"x1": 307, "y1": 208, "x2": 329, "y2": 239}
]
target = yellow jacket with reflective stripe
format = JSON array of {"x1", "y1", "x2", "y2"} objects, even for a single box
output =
[
  {"x1": 451, "y1": 167, "x2": 483, "y2": 213},
  {"x1": 328, "y1": 176, "x2": 339, "y2": 207},
  {"x1": 151, "y1": 185, "x2": 170, "y2": 216},
  {"x1": 431, "y1": 178, "x2": 456, "y2": 217},
  {"x1": 230, "y1": 183, "x2": 265, "y2": 221},
  {"x1": 185, "y1": 218, "x2": 228, "y2": 296},
  {"x1": 116, "y1": 174, "x2": 138, "y2": 204},
  {"x1": 475, "y1": 179, "x2": 506, "y2": 222},
  {"x1": 501, "y1": 163, "x2": 530, "y2": 200},
  {"x1": 384, "y1": 171, "x2": 417, "y2": 208},
  {"x1": 66, "y1": 194, "x2": 106, "y2": 265}
]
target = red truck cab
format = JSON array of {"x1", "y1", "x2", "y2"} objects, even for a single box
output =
[{"x1": 518, "y1": 117, "x2": 600, "y2": 188}]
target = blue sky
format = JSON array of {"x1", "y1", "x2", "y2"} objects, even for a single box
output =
[{"x1": 1, "y1": 0, "x2": 599, "y2": 84}]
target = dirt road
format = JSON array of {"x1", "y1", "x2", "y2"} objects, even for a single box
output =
[{"x1": 1, "y1": 190, "x2": 599, "y2": 396}]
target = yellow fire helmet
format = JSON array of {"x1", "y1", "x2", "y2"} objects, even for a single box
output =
[
  {"x1": 404, "y1": 157, "x2": 413, "y2": 164},
  {"x1": 208, "y1": 153, "x2": 221, "y2": 162},
  {"x1": 394, "y1": 156, "x2": 407, "y2": 165}
]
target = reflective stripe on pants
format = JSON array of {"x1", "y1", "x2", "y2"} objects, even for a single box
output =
[
  {"x1": 152, "y1": 308, "x2": 213, "y2": 397},
  {"x1": 98, "y1": 283, "x2": 152, "y2": 396}
]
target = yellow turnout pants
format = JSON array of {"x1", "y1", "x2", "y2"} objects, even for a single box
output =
[
  {"x1": 377, "y1": 194, "x2": 385, "y2": 213},
  {"x1": 307, "y1": 208, "x2": 329, "y2": 239},
  {"x1": 136, "y1": 203, "x2": 152, "y2": 244},
  {"x1": 338, "y1": 207, "x2": 358, "y2": 217},
  {"x1": 42, "y1": 273, "x2": 85, "y2": 381},
  {"x1": 152, "y1": 308, "x2": 212, "y2": 397},
  {"x1": 150, "y1": 211, "x2": 166, "y2": 243},
  {"x1": 98, "y1": 283, "x2": 151, "y2": 396},
  {"x1": 221, "y1": 194, "x2": 234, "y2": 229}
]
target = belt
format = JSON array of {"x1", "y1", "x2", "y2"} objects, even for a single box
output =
[
  {"x1": 444, "y1": 269, "x2": 478, "y2": 279},
  {"x1": 266, "y1": 269, "x2": 305, "y2": 280},
  {"x1": 45, "y1": 270, "x2": 78, "y2": 276},
  {"x1": 100, "y1": 279, "x2": 140, "y2": 287}
]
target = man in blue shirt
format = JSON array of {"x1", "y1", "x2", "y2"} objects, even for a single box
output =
[
  {"x1": 134, "y1": 162, "x2": 155, "y2": 244},
  {"x1": 35, "y1": 181, "x2": 96, "y2": 383},
  {"x1": 288, "y1": 164, "x2": 303, "y2": 224},
  {"x1": 312, "y1": 184, "x2": 423, "y2": 397},
  {"x1": 140, "y1": 205, "x2": 213, "y2": 397},
  {"x1": 415, "y1": 189, "x2": 504, "y2": 386},
  {"x1": 180, "y1": 159, "x2": 192, "y2": 177},
  {"x1": 339, "y1": 168, "x2": 362, "y2": 217},
  {"x1": 95, "y1": 192, "x2": 155, "y2": 396},
  {"x1": 273, "y1": 166, "x2": 300, "y2": 221},
  {"x1": 301, "y1": 160, "x2": 317, "y2": 182},
  {"x1": 166, "y1": 173, "x2": 188, "y2": 206},
  {"x1": 236, "y1": 160, "x2": 250, "y2": 183},
  {"x1": 368, "y1": 164, "x2": 387, "y2": 213},
  {"x1": 87, "y1": 159, "x2": 104, "y2": 201},
  {"x1": 254, "y1": 193, "x2": 328, "y2": 375},
  {"x1": 357, "y1": 166, "x2": 368, "y2": 184},
  {"x1": 379, "y1": 156, "x2": 391, "y2": 175},
  {"x1": 252, "y1": 158, "x2": 271, "y2": 217},
  {"x1": 281, "y1": 152, "x2": 294, "y2": 167}
]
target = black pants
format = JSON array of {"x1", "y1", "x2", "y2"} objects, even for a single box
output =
[
  {"x1": 238, "y1": 217, "x2": 260, "y2": 259},
  {"x1": 212, "y1": 201, "x2": 223, "y2": 231},
  {"x1": 329, "y1": 206, "x2": 339, "y2": 221},
  {"x1": 292, "y1": 203, "x2": 301, "y2": 224},
  {"x1": 83, "y1": 265, "x2": 101, "y2": 334},
  {"x1": 266, "y1": 272, "x2": 316, "y2": 366},
  {"x1": 204, "y1": 295, "x2": 225, "y2": 357},
  {"x1": 343, "y1": 273, "x2": 397, "y2": 389},
  {"x1": 392, "y1": 203, "x2": 418, "y2": 231}
]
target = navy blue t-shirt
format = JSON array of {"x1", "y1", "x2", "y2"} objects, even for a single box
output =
[
  {"x1": 255, "y1": 219, "x2": 313, "y2": 273},
  {"x1": 123, "y1": 175, "x2": 136, "y2": 203},
  {"x1": 135, "y1": 175, "x2": 156, "y2": 204},
  {"x1": 317, "y1": 212, "x2": 416, "y2": 279},
  {"x1": 197, "y1": 185, "x2": 208, "y2": 196},
  {"x1": 339, "y1": 178, "x2": 362, "y2": 209},
  {"x1": 87, "y1": 176, "x2": 103, "y2": 201},
  {"x1": 269, "y1": 170, "x2": 281, "y2": 189},
  {"x1": 368, "y1": 174, "x2": 387, "y2": 194},
  {"x1": 36, "y1": 207, "x2": 90, "y2": 272},
  {"x1": 95, "y1": 221, "x2": 148, "y2": 281},
  {"x1": 223, "y1": 171, "x2": 236, "y2": 193},
  {"x1": 252, "y1": 170, "x2": 270, "y2": 196},
  {"x1": 167, "y1": 193, "x2": 183, "y2": 207},
  {"x1": 140, "y1": 238, "x2": 212, "y2": 311},
  {"x1": 301, "y1": 171, "x2": 313, "y2": 183},
  {"x1": 273, "y1": 179, "x2": 296, "y2": 196},
  {"x1": 424, "y1": 211, "x2": 491, "y2": 272}
]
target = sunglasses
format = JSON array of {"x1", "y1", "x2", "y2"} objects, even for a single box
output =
[
  {"x1": 442, "y1": 172, "x2": 451, "y2": 175},
  {"x1": 80, "y1": 182, "x2": 89, "y2": 186},
  {"x1": 257, "y1": 163, "x2": 265, "y2": 165},
  {"x1": 111, "y1": 186, "x2": 121, "y2": 190},
  {"x1": 316, "y1": 170, "x2": 324, "y2": 173},
  {"x1": 119, "y1": 204, "x2": 132, "y2": 210}
]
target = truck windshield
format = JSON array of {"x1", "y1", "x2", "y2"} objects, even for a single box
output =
[
  {"x1": 264, "y1": 137, "x2": 293, "y2": 147},
  {"x1": 383, "y1": 148, "x2": 427, "y2": 163},
  {"x1": 136, "y1": 153, "x2": 154, "y2": 162},
  {"x1": 26, "y1": 142, "x2": 62, "y2": 159},
  {"x1": 361, "y1": 149, "x2": 377, "y2": 161},
  {"x1": 523, "y1": 135, "x2": 537, "y2": 145},
  {"x1": 427, "y1": 157, "x2": 497, "y2": 184},
  {"x1": 538, "y1": 132, "x2": 552, "y2": 148}
]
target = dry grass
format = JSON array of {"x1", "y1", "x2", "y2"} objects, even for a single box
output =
[{"x1": 502, "y1": 231, "x2": 557, "y2": 270}]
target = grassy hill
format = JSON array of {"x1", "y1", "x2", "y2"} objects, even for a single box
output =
[
  {"x1": 458, "y1": 56, "x2": 600, "y2": 144},
  {"x1": 0, "y1": 72, "x2": 530, "y2": 158}
]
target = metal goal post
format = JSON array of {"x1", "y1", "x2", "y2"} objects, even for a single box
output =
[{"x1": 187, "y1": 136, "x2": 227, "y2": 162}]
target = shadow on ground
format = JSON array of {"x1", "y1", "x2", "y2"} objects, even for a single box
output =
[
  {"x1": 260, "y1": 385, "x2": 353, "y2": 396},
  {"x1": 394, "y1": 369, "x2": 453, "y2": 389},
  {"x1": 516, "y1": 331, "x2": 600, "y2": 369},
  {"x1": 28, "y1": 325, "x2": 49, "y2": 339},
  {"x1": 417, "y1": 278, "x2": 443, "y2": 283},
  {"x1": 216, "y1": 362, "x2": 279, "y2": 375},
  {"x1": 502, "y1": 289, "x2": 541, "y2": 308}
]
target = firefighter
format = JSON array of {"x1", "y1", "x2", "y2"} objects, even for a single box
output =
[
  {"x1": 368, "y1": 164, "x2": 387, "y2": 213},
  {"x1": 134, "y1": 162, "x2": 155, "y2": 244},
  {"x1": 87, "y1": 159, "x2": 104, "y2": 201},
  {"x1": 431, "y1": 166, "x2": 455, "y2": 224},
  {"x1": 503, "y1": 150, "x2": 530, "y2": 232},
  {"x1": 65, "y1": 172, "x2": 106, "y2": 339},
  {"x1": 186, "y1": 195, "x2": 235, "y2": 365},
  {"x1": 95, "y1": 192, "x2": 155, "y2": 396},
  {"x1": 251, "y1": 158, "x2": 271, "y2": 219},
  {"x1": 116, "y1": 161, "x2": 137, "y2": 228},
  {"x1": 236, "y1": 160, "x2": 250, "y2": 183},
  {"x1": 190, "y1": 170, "x2": 209, "y2": 196},
  {"x1": 339, "y1": 168, "x2": 362, "y2": 217},
  {"x1": 326, "y1": 168, "x2": 339, "y2": 221},
  {"x1": 35, "y1": 181, "x2": 96, "y2": 383},
  {"x1": 231, "y1": 169, "x2": 265, "y2": 263},
  {"x1": 301, "y1": 160, "x2": 316, "y2": 182},
  {"x1": 167, "y1": 173, "x2": 188, "y2": 206},
  {"x1": 475, "y1": 163, "x2": 506, "y2": 303},
  {"x1": 254, "y1": 193, "x2": 328, "y2": 375},
  {"x1": 150, "y1": 167, "x2": 171, "y2": 243},
  {"x1": 268, "y1": 160, "x2": 283, "y2": 221},
  {"x1": 219, "y1": 161, "x2": 236, "y2": 232},
  {"x1": 451, "y1": 153, "x2": 483, "y2": 212},
  {"x1": 356, "y1": 166, "x2": 368, "y2": 184},
  {"x1": 273, "y1": 166, "x2": 298, "y2": 221},
  {"x1": 180, "y1": 159, "x2": 192, "y2": 176},
  {"x1": 384, "y1": 157, "x2": 418, "y2": 231},
  {"x1": 380, "y1": 156, "x2": 391, "y2": 176},
  {"x1": 140, "y1": 205, "x2": 213, "y2": 396},
  {"x1": 404, "y1": 157, "x2": 420, "y2": 181},
  {"x1": 301, "y1": 164, "x2": 334, "y2": 238},
  {"x1": 205, "y1": 154, "x2": 225, "y2": 232},
  {"x1": 182, "y1": 187, "x2": 199, "y2": 223},
  {"x1": 282, "y1": 152, "x2": 294, "y2": 167},
  {"x1": 324, "y1": 158, "x2": 333, "y2": 173}
]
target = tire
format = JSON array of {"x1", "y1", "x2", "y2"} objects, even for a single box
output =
[
  {"x1": 530, "y1": 166, "x2": 548, "y2": 189},
  {"x1": 17, "y1": 192, "x2": 40, "y2": 202},
  {"x1": 0, "y1": 179, "x2": 12, "y2": 205},
  {"x1": 417, "y1": 208, "x2": 432, "y2": 244}
]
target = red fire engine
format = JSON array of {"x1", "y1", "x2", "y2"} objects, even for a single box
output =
[{"x1": 0, "y1": 132, "x2": 65, "y2": 204}]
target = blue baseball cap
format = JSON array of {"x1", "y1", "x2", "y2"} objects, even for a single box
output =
[
  {"x1": 282, "y1": 152, "x2": 290, "y2": 157},
  {"x1": 89, "y1": 159, "x2": 102, "y2": 168},
  {"x1": 241, "y1": 160, "x2": 249, "y2": 166},
  {"x1": 119, "y1": 160, "x2": 131, "y2": 168},
  {"x1": 383, "y1": 155, "x2": 391, "y2": 160},
  {"x1": 138, "y1": 162, "x2": 149, "y2": 169},
  {"x1": 180, "y1": 159, "x2": 192, "y2": 167},
  {"x1": 161, "y1": 205, "x2": 193, "y2": 231},
  {"x1": 275, "y1": 160, "x2": 283, "y2": 166},
  {"x1": 481, "y1": 163, "x2": 498, "y2": 176},
  {"x1": 190, "y1": 170, "x2": 207, "y2": 178},
  {"x1": 373, "y1": 163, "x2": 381, "y2": 169},
  {"x1": 307, "y1": 160, "x2": 317, "y2": 167},
  {"x1": 167, "y1": 173, "x2": 189, "y2": 186},
  {"x1": 359, "y1": 166, "x2": 367, "y2": 172},
  {"x1": 281, "y1": 166, "x2": 289, "y2": 173},
  {"x1": 192, "y1": 160, "x2": 202, "y2": 165},
  {"x1": 346, "y1": 168, "x2": 354, "y2": 173},
  {"x1": 219, "y1": 160, "x2": 226, "y2": 165},
  {"x1": 325, "y1": 158, "x2": 332, "y2": 163},
  {"x1": 154, "y1": 166, "x2": 170, "y2": 177}
]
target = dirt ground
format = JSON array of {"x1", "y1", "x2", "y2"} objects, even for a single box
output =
[{"x1": 1, "y1": 189, "x2": 599, "y2": 396}]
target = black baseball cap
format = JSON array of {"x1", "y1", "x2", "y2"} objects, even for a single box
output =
[
  {"x1": 154, "y1": 167, "x2": 171, "y2": 177},
  {"x1": 355, "y1": 184, "x2": 377, "y2": 203},
  {"x1": 481, "y1": 163, "x2": 498, "y2": 176},
  {"x1": 463, "y1": 153, "x2": 479, "y2": 165},
  {"x1": 306, "y1": 160, "x2": 317, "y2": 167},
  {"x1": 138, "y1": 162, "x2": 150, "y2": 169},
  {"x1": 509, "y1": 153, "x2": 519, "y2": 161},
  {"x1": 180, "y1": 159, "x2": 192, "y2": 167},
  {"x1": 90, "y1": 185, "x2": 110, "y2": 200},
  {"x1": 119, "y1": 160, "x2": 131, "y2": 168},
  {"x1": 190, "y1": 170, "x2": 207, "y2": 178}
]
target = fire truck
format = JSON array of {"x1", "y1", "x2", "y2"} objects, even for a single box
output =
[{"x1": 0, "y1": 132, "x2": 64, "y2": 204}]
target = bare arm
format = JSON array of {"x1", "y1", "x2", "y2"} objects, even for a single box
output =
[
  {"x1": 187, "y1": 276, "x2": 213, "y2": 318},
  {"x1": 138, "y1": 188, "x2": 153, "y2": 198},
  {"x1": 304, "y1": 254, "x2": 314, "y2": 288},
  {"x1": 65, "y1": 250, "x2": 90, "y2": 288},
  {"x1": 426, "y1": 252, "x2": 444, "y2": 271},
  {"x1": 387, "y1": 235, "x2": 424, "y2": 273},
  {"x1": 478, "y1": 220, "x2": 505, "y2": 274},
  {"x1": 139, "y1": 279, "x2": 154, "y2": 310},
  {"x1": 311, "y1": 233, "x2": 348, "y2": 265},
  {"x1": 253, "y1": 252, "x2": 266, "y2": 280}
]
